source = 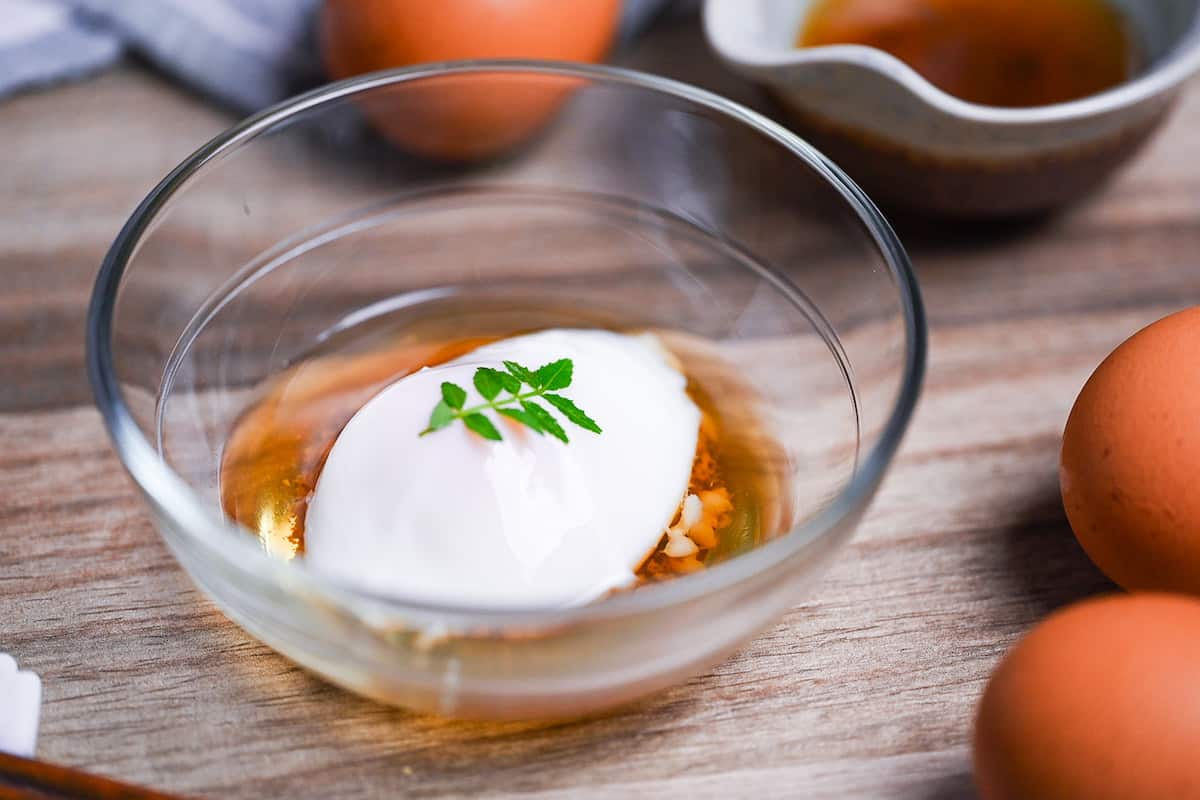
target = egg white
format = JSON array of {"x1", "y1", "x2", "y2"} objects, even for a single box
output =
[{"x1": 304, "y1": 329, "x2": 701, "y2": 609}]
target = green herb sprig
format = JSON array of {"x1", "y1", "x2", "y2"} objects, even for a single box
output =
[{"x1": 420, "y1": 358, "x2": 602, "y2": 443}]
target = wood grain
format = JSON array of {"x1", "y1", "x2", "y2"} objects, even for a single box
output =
[{"x1": 3, "y1": 16, "x2": 1200, "y2": 799}]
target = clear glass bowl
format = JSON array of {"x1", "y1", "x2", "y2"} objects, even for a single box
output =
[{"x1": 87, "y1": 62, "x2": 926, "y2": 719}]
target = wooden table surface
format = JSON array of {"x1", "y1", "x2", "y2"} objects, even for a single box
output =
[{"x1": 3, "y1": 17, "x2": 1200, "y2": 800}]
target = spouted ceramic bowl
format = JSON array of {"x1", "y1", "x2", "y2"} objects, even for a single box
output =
[{"x1": 706, "y1": 0, "x2": 1200, "y2": 216}]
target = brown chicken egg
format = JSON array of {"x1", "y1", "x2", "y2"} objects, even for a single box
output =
[
  {"x1": 974, "y1": 593, "x2": 1200, "y2": 800},
  {"x1": 1061, "y1": 307, "x2": 1200, "y2": 593},
  {"x1": 320, "y1": 0, "x2": 622, "y2": 160}
]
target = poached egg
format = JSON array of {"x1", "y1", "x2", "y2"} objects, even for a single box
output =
[{"x1": 304, "y1": 329, "x2": 701, "y2": 609}]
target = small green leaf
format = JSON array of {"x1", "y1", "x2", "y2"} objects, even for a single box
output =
[
  {"x1": 473, "y1": 367, "x2": 506, "y2": 401},
  {"x1": 498, "y1": 407, "x2": 544, "y2": 434},
  {"x1": 544, "y1": 393, "x2": 602, "y2": 434},
  {"x1": 422, "y1": 352, "x2": 600, "y2": 443},
  {"x1": 497, "y1": 371, "x2": 521, "y2": 394},
  {"x1": 535, "y1": 358, "x2": 573, "y2": 391},
  {"x1": 503, "y1": 360, "x2": 538, "y2": 387},
  {"x1": 463, "y1": 413, "x2": 503, "y2": 441},
  {"x1": 441, "y1": 382, "x2": 467, "y2": 410},
  {"x1": 420, "y1": 400, "x2": 455, "y2": 436},
  {"x1": 521, "y1": 400, "x2": 568, "y2": 443}
]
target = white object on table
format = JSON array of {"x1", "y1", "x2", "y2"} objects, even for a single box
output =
[{"x1": 0, "y1": 653, "x2": 41, "y2": 757}]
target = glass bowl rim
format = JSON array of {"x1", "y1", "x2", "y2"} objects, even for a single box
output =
[{"x1": 86, "y1": 60, "x2": 927, "y2": 627}]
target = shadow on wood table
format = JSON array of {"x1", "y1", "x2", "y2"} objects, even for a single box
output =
[{"x1": 997, "y1": 484, "x2": 1116, "y2": 620}]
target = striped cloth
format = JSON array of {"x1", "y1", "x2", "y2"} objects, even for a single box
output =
[{"x1": 0, "y1": 0, "x2": 677, "y2": 112}]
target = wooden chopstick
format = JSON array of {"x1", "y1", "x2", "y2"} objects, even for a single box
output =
[{"x1": 0, "y1": 752, "x2": 184, "y2": 799}]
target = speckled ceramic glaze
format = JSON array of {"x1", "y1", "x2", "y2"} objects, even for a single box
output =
[{"x1": 705, "y1": 0, "x2": 1200, "y2": 216}]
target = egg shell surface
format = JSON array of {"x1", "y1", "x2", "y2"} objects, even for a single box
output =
[
  {"x1": 1061, "y1": 307, "x2": 1200, "y2": 594},
  {"x1": 974, "y1": 593, "x2": 1200, "y2": 800}
]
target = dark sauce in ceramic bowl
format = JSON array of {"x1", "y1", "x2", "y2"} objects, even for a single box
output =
[{"x1": 799, "y1": 0, "x2": 1135, "y2": 107}]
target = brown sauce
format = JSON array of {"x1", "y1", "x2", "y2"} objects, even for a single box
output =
[
  {"x1": 219, "y1": 319, "x2": 785, "y2": 591},
  {"x1": 798, "y1": 0, "x2": 1135, "y2": 107}
]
